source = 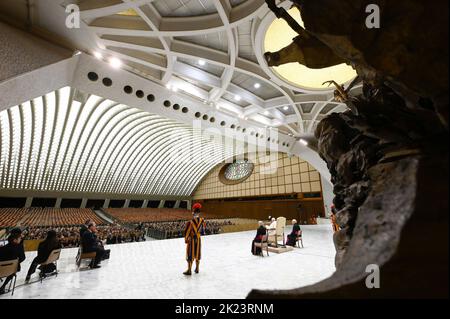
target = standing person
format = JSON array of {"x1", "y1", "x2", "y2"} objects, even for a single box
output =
[
  {"x1": 0, "y1": 229, "x2": 26, "y2": 295},
  {"x1": 330, "y1": 204, "x2": 340, "y2": 233},
  {"x1": 183, "y1": 203, "x2": 205, "y2": 275},
  {"x1": 251, "y1": 221, "x2": 267, "y2": 255},
  {"x1": 297, "y1": 204, "x2": 303, "y2": 224},
  {"x1": 25, "y1": 230, "x2": 61, "y2": 282}
]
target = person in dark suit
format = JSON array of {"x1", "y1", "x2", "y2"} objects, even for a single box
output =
[
  {"x1": 251, "y1": 221, "x2": 267, "y2": 255},
  {"x1": 0, "y1": 230, "x2": 26, "y2": 295},
  {"x1": 81, "y1": 222, "x2": 105, "y2": 269},
  {"x1": 79, "y1": 219, "x2": 92, "y2": 238},
  {"x1": 286, "y1": 219, "x2": 301, "y2": 246},
  {"x1": 25, "y1": 230, "x2": 61, "y2": 282}
]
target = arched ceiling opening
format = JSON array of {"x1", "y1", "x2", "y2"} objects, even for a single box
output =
[{"x1": 0, "y1": 87, "x2": 236, "y2": 197}]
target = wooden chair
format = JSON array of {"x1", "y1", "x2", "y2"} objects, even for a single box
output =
[
  {"x1": 0, "y1": 258, "x2": 19, "y2": 296},
  {"x1": 39, "y1": 249, "x2": 61, "y2": 283},
  {"x1": 253, "y1": 234, "x2": 269, "y2": 257},
  {"x1": 75, "y1": 246, "x2": 96, "y2": 268},
  {"x1": 296, "y1": 230, "x2": 304, "y2": 248}
]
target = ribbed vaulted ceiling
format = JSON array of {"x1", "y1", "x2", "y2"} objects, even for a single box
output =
[{"x1": 0, "y1": 87, "x2": 235, "y2": 196}]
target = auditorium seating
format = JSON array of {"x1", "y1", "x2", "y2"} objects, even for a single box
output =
[
  {"x1": 0, "y1": 208, "x2": 29, "y2": 227},
  {"x1": 0, "y1": 208, "x2": 104, "y2": 228},
  {"x1": 104, "y1": 207, "x2": 227, "y2": 223},
  {"x1": 104, "y1": 208, "x2": 191, "y2": 223}
]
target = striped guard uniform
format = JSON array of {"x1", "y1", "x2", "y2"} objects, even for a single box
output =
[{"x1": 184, "y1": 217, "x2": 206, "y2": 262}]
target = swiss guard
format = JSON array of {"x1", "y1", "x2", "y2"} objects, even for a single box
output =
[{"x1": 183, "y1": 202, "x2": 206, "y2": 275}]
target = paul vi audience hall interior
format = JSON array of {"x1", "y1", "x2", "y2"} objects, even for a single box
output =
[{"x1": 0, "y1": 0, "x2": 448, "y2": 299}]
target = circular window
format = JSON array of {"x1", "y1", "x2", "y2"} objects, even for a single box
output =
[
  {"x1": 102, "y1": 77, "x2": 112, "y2": 86},
  {"x1": 136, "y1": 90, "x2": 144, "y2": 98},
  {"x1": 219, "y1": 159, "x2": 254, "y2": 185},
  {"x1": 123, "y1": 85, "x2": 133, "y2": 94},
  {"x1": 87, "y1": 72, "x2": 98, "y2": 81}
]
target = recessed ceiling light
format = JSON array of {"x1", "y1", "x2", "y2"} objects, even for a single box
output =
[
  {"x1": 93, "y1": 51, "x2": 103, "y2": 59},
  {"x1": 300, "y1": 138, "x2": 308, "y2": 146},
  {"x1": 283, "y1": 106, "x2": 289, "y2": 110},
  {"x1": 254, "y1": 83, "x2": 261, "y2": 89},
  {"x1": 264, "y1": 110, "x2": 270, "y2": 116},
  {"x1": 244, "y1": 117, "x2": 248, "y2": 120},
  {"x1": 73, "y1": 50, "x2": 82, "y2": 56},
  {"x1": 234, "y1": 95, "x2": 241, "y2": 101},
  {"x1": 198, "y1": 59, "x2": 206, "y2": 66},
  {"x1": 109, "y1": 57, "x2": 122, "y2": 68}
]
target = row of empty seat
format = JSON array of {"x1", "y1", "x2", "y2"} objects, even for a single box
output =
[
  {"x1": 104, "y1": 208, "x2": 226, "y2": 223},
  {"x1": 0, "y1": 208, "x2": 29, "y2": 227},
  {"x1": 0, "y1": 208, "x2": 104, "y2": 227}
]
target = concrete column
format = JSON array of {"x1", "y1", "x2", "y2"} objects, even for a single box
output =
[
  {"x1": 80, "y1": 198, "x2": 87, "y2": 208},
  {"x1": 124, "y1": 199, "x2": 130, "y2": 208},
  {"x1": 142, "y1": 199, "x2": 148, "y2": 208},
  {"x1": 103, "y1": 199, "x2": 110, "y2": 208},
  {"x1": 55, "y1": 198, "x2": 62, "y2": 208},
  {"x1": 187, "y1": 200, "x2": 192, "y2": 210},
  {"x1": 25, "y1": 197, "x2": 33, "y2": 208},
  {"x1": 158, "y1": 200, "x2": 165, "y2": 208},
  {"x1": 173, "y1": 200, "x2": 181, "y2": 209}
]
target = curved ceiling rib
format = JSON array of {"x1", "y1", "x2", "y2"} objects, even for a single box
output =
[
  {"x1": 0, "y1": 87, "x2": 235, "y2": 197},
  {"x1": 62, "y1": 0, "x2": 353, "y2": 136}
]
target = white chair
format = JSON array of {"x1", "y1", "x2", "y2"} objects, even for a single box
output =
[
  {"x1": 0, "y1": 258, "x2": 19, "y2": 295},
  {"x1": 268, "y1": 217, "x2": 286, "y2": 247}
]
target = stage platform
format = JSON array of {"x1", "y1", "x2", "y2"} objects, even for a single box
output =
[
  {"x1": 267, "y1": 245, "x2": 294, "y2": 253},
  {"x1": 0, "y1": 225, "x2": 335, "y2": 299}
]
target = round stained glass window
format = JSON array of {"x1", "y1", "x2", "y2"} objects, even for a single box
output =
[{"x1": 219, "y1": 160, "x2": 254, "y2": 184}]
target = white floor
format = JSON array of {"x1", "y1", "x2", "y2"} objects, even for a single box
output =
[{"x1": 1, "y1": 225, "x2": 336, "y2": 299}]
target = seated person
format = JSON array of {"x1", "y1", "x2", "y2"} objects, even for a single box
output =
[
  {"x1": 25, "y1": 230, "x2": 61, "y2": 282},
  {"x1": 251, "y1": 221, "x2": 267, "y2": 255},
  {"x1": 79, "y1": 219, "x2": 92, "y2": 238},
  {"x1": 286, "y1": 219, "x2": 301, "y2": 246},
  {"x1": 266, "y1": 217, "x2": 277, "y2": 242},
  {"x1": 0, "y1": 229, "x2": 26, "y2": 295},
  {"x1": 81, "y1": 222, "x2": 105, "y2": 269},
  {"x1": 266, "y1": 217, "x2": 277, "y2": 236}
]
